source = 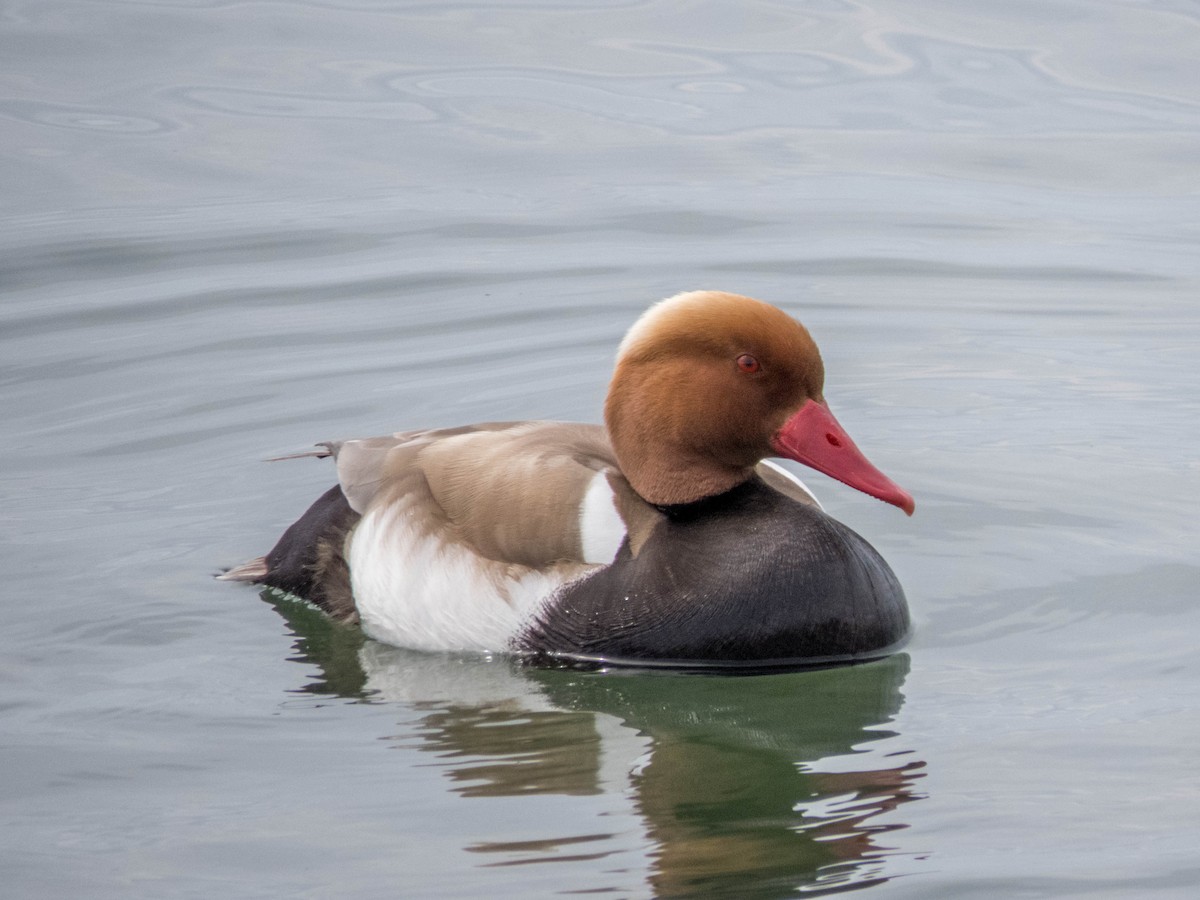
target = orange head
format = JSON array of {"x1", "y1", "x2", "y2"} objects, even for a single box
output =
[{"x1": 605, "y1": 290, "x2": 913, "y2": 513}]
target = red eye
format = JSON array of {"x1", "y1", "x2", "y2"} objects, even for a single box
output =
[{"x1": 737, "y1": 354, "x2": 760, "y2": 374}]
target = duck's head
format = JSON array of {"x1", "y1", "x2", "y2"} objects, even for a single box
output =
[{"x1": 605, "y1": 290, "x2": 915, "y2": 514}]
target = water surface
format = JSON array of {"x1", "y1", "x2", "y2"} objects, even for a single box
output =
[{"x1": 3, "y1": 1, "x2": 1199, "y2": 897}]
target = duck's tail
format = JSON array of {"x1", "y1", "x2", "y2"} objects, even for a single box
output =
[{"x1": 216, "y1": 557, "x2": 269, "y2": 582}]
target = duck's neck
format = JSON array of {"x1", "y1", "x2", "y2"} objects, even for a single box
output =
[
  {"x1": 605, "y1": 416, "x2": 754, "y2": 506},
  {"x1": 631, "y1": 456, "x2": 753, "y2": 506},
  {"x1": 652, "y1": 475, "x2": 766, "y2": 520}
]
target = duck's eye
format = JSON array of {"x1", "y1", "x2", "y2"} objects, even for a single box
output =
[{"x1": 736, "y1": 353, "x2": 761, "y2": 374}]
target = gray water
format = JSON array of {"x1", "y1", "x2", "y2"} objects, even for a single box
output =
[{"x1": 3, "y1": 1, "x2": 1199, "y2": 897}]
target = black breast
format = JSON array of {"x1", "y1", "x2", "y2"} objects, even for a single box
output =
[{"x1": 518, "y1": 478, "x2": 909, "y2": 668}]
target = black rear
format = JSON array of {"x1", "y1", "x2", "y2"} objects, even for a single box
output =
[{"x1": 260, "y1": 484, "x2": 360, "y2": 622}]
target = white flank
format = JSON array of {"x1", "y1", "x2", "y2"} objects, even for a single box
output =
[
  {"x1": 349, "y1": 501, "x2": 580, "y2": 653},
  {"x1": 759, "y1": 460, "x2": 823, "y2": 509},
  {"x1": 579, "y1": 471, "x2": 627, "y2": 564}
]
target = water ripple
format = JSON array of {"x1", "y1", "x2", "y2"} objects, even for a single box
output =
[
  {"x1": 172, "y1": 86, "x2": 437, "y2": 121},
  {"x1": 403, "y1": 72, "x2": 703, "y2": 124},
  {"x1": 0, "y1": 99, "x2": 175, "y2": 134}
]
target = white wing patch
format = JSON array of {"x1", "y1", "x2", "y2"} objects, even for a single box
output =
[
  {"x1": 579, "y1": 472, "x2": 627, "y2": 564},
  {"x1": 759, "y1": 460, "x2": 823, "y2": 509},
  {"x1": 349, "y1": 501, "x2": 586, "y2": 653}
]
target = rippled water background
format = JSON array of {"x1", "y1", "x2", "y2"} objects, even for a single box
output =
[{"x1": 4, "y1": 1, "x2": 1199, "y2": 897}]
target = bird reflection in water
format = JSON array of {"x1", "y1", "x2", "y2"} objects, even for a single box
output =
[{"x1": 264, "y1": 590, "x2": 928, "y2": 895}]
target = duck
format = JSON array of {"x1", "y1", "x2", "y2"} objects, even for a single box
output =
[{"x1": 221, "y1": 290, "x2": 914, "y2": 669}]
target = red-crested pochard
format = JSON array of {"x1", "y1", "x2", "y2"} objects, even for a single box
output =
[{"x1": 222, "y1": 291, "x2": 914, "y2": 669}]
